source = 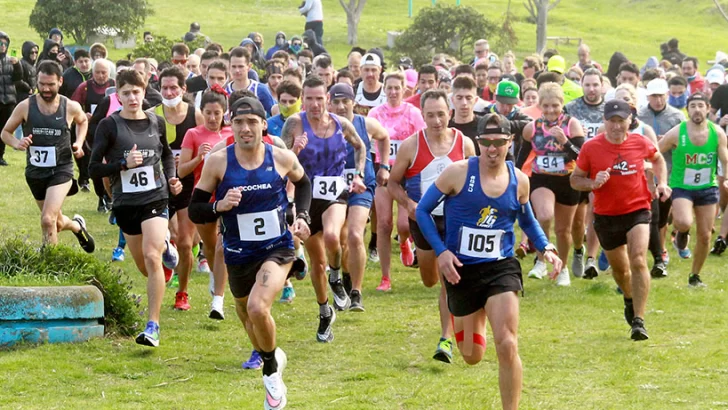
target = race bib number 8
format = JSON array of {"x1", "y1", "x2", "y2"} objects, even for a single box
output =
[
  {"x1": 389, "y1": 140, "x2": 403, "y2": 161},
  {"x1": 313, "y1": 176, "x2": 346, "y2": 201},
  {"x1": 121, "y1": 165, "x2": 155, "y2": 193},
  {"x1": 536, "y1": 155, "x2": 565, "y2": 172},
  {"x1": 29, "y1": 146, "x2": 56, "y2": 167},
  {"x1": 237, "y1": 209, "x2": 282, "y2": 241},
  {"x1": 684, "y1": 167, "x2": 711, "y2": 186},
  {"x1": 343, "y1": 169, "x2": 356, "y2": 188},
  {"x1": 458, "y1": 227, "x2": 503, "y2": 259}
]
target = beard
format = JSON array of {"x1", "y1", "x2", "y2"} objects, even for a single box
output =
[
  {"x1": 40, "y1": 91, "x2": 57, "y2": 102},
  {"x1": 691, "y1": 114, "x2": 706, "y2": 125}
]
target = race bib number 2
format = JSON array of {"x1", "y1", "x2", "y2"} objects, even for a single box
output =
[
  {"x1": 458, "y1": 227, "x2": 503, "y2": 259},
  {"x1": 237, "y1": 209, "x2": 282, "y2": 241},
  {"x1": 120, "y1": 165, "x2": 155, "y2": 193},
  {"x1": 29, "y1": 146, "x2": 56, "y2": 167},
  {"x1": 684, "y1": 168, "x2": 711, "y2": 186},
  {"x1": 313, "y1": 176, "x2": 346, "y2": 201}
]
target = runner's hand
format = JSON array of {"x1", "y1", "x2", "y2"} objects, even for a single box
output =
[
  {"x1": 217, "y1": 187, "x2": 242, "y2": 212},
  {"x1": 16, "y1": 134, "x2": 32, "y2": 150},
  {"x1": 8, "y1": 56, "x2": 18, "y2": 65},
  {"x1": 198, "y1": 143, "x2": 212, "y2": 160},
  {"x1": 293, "y1": 132, "x2": 308, "y2": 154},
  {"x1": 720, "y1": 115, "x2": 728, "y2": 128},
  {"x1": 376, "y1": 168, "x2": 389, "y2": 186},
  {"x1": 349, "y1": 175, "x2": 366, "y2": 194},
  {"x1": 168, "y1": 177, "x2": 182, "y2": 195},
  {"x1": 125, "y1": 144, "x2": 143, "y2": 168},
  {"x1": 438, "y1": 250, "x2": 463, "y2": 285},
  {"x1": 407, "y1": 200, "x2": 418, "y2": 219},
  {"x1": 174, "y1": 153, "x2": 180, "y2": 169},
  {"x1": 593, "y1": 168, "x2": 610, "y2": 189},
  {"x1": 292, "y1": 218, "x2": 311, "y2": 241},
  {"x1": 656, "y1": 183, "x2": 672, "y2": 202},
  {"x1": 544, "y1": 250, "x2": 562, "y2": 280},
  {"x1": 72, "y1": 142, "x2": 83, "y2": 158},
  {"x1": 549, "y1": 126, "x2": 568, "y2": 145}
]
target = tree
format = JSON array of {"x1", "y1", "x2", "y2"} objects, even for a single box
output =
[
  {"x1": 495, "y1": 0, "x2": 519, "y2": 54},
  {"x1": 29, "y1": 0, "x2": 152, "y2": 45},
  {"x1": 339, "y1": 0, "x2": 367, "y2": 45},
  {"x1": 131, "y1": 35, "x2": 207, "y2": 63},
  {"x1": 391, "y1": 4, "x2": 498, "y2": 68},
  {"x1": 523, "y1": 0, "x2": 560, "y2": 54},
  {"x1": 714, "y1": 0, "x2": 728, "y2": 23}
]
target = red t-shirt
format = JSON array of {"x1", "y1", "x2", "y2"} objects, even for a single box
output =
[
  {"x1": 404, "y1": 94, "x2": 421, "y2": 111},
  {"x1": 181, "y1": 125, "x2": 234, "y2": 185},
  {"x1": 576, "y1": 132, "x2": 657, "y2": 216}
]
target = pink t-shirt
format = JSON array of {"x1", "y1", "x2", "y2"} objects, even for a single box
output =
[
  {"x1": 181, "y1": 124, "x2": 234, "y2": 185},
  {"x1": 369, "y1": 101, "x2": 426, "y2": 164}
]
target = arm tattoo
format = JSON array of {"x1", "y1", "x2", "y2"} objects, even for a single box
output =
[{"x1": 280, "y1": 116, "x2": 300, "y2": 149}]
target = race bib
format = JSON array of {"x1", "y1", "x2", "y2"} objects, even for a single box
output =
[
  {"x1": 313, "y1": 176, "x2": 346, "y2": 201},
  {"x1": 90, "y1": 104, "x2": 98, "y2": 114},
  {"x1": 536, "y1": 155, "x2": 565, "y2": 172},
  {"x1": 171, "y1": 149, "x2": 182, "y2": 158},
  {"x1": 458, "y1": 227, "x2": 503, "y2": 259},
  {"x1": 343, "y1": 169, "x2": 356, "y2": 188},
  {"x1": 29, "y1": 146, "x2": 56, "y2": 167},
  {"x1": 582, "y1": 122, "x2": 601, "y2": 139},
  {"x1": 684, "y1": 167, "x2": 711, "y2": 186},
  {"x1": 389, "y1": 140, "x2": 403, "y2": 161},
  {"x1": 120, "y1": 165, "x2": 155, "y2": 193},
  {"x1": 237, "y1": 209, "x2": 282, "y2": 241}
]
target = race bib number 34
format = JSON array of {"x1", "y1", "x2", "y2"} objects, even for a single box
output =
[
  {"x1": 237, "y1": 209, "x2": 282, "y2": 241},
  {"x1": 458, "y1": 227, "x2": 503, "y2": 259},
  {"x1": 684, "y1": 168, "x2": 711, "y2": 186},
  {"x1": 536, "y1": 155, "x2": 565, "y2": 172},
  {"x1": 29, "y1": 146, "x2": 56, "y2": 167},
  {"x1": 120, "y1": 165, "x2": 155, "y2": 193},
  {"x1": 313, "y1": 176, "x2": 346, "y2": 201}
]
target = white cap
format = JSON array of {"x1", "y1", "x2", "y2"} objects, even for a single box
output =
[
  {"x1": 706, "y1": 69, "x2": 725, "y2": 85},
  {"x1": 361, "y1": 53, "x2": 382, "y2": 68},
  {"x1": 646, "y1": 78, "x2": 669, "y2": 96},
  {"x1": 716, "y1": 51, "x2": 728, "y2": 64}
]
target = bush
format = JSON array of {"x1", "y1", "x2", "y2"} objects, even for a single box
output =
[
  {"x1": 130, "y1": 35, "x2": 207, "y2": 64},
  {"x1": 0, "y1": 237, "x2": 142, "y2": 337}
]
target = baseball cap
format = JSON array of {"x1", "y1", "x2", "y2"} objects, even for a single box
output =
[
  {"x1": 477, "y1": 113, "x2": 512, "y2": 136},
  {"x1": 404, "y1": 69, "x2": 418, "y2": 89},
  {"x1": 687, "y1": 92, "x2": 709, "y2": 105},
  {"x1": 646, "y1": 78, "x2": 669, "y2": 95},
  {"x1": 495, "y1": 80, "x2": 520, "y2": 104},
  {"x1": 706, "y1": 69, "x2": 725, "y2": 85},
  {"x1": 603, "y1": 99, "x2": 632, "y2": 120},
  {"x1": 398, "y1": 56, "x2": 413, "y2": 70},
  {"x1": 230, "y1": 97, "x2": 266, "y2": 120},
  {"x1": 329, "y1": 83, "x2": 355, "y2": 101},
  {"x1": 547, "y1": 55, "x2": 566, "y2": 74},
  {"x1": 361, "y1": 53, "x2": 381, "y2": 68}
]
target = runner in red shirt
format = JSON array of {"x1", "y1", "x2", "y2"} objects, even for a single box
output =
[{"x1": 571, "y1": 99, "x2": 671, "y2": 341}]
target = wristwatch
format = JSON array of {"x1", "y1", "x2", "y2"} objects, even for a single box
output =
[
  {"x1": 543, "y1": 243, "x2": 558, "y2": 255},
  {"x1": 379, "y1": 164, "x2": 391, "y2": 171},
  {"x1": 296, "y1": 211, "x2": 311, "y2": 225},
  {"x1": 353, "y1": 170, "x2": 363, "y2": 178}
]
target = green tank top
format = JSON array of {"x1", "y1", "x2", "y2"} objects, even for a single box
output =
[{"x1": 669, "y1": 121, "x2": 719, "y2": 190}]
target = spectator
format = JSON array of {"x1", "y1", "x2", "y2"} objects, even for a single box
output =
[{"x1": 298, "y1": 0, "x2": 324, "y2": 45}]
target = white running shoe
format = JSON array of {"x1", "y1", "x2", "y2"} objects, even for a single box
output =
[
  {"x1": 263, "y1": 348, "x2": 288, "y2": 410},
  {"x1": 528, "y1": 260, "x2": 547, "y2": 279},
  {"x1": 556, "y1": 268, "x2": 571, "y2": 286},
  {"x1": 209, "y1": 295, "x2": 224, "y2": 320}
]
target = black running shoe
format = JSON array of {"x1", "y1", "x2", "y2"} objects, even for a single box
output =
[
  {"x1": 0, "y1": 158, "x2": 8, "y2": 166},
  {"x1": 630, "y1": 317, "x2": 649, "y2": 341},
  {"x1": 97, "y1": 197, "x2": 108, "y2": 213},
  {"x1": 349, "y1": 290, "x2": 365, "y2": 312},
  {"x1": 583, "y1": 257, "x2": 598, "y2": 280},
  {"x1": 316, "y1": 307, "x2": 336, "y2": 343},
  {"x1": 343, "y1": 272, "x2": 352, "y2": 295},
  {"x1": 80, "y1": 183, "x2": 90, "y2": 193},
  {"x1": 73, "y1": 214, "x2": 95, "y2": 253},
  {"x1": 650, "y1": 261, "x2": 667, "y2": 278},
  {"x1": 329, "y1": 275, "x2": 351, "y2": 311},
  {"x1": 688, "y1": 274, "x2": 707, "y2": 288},
  {"x1": 624, "y1": 300, "x2": 634, "y2": 326},
  {"x1": 711, "y1": 236, "x2": 726, "y2": 255}
]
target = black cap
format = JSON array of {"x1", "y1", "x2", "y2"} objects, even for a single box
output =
[
  {"x1": 230, "y1": 97, "x2": 266, "y2": 120},
  {"x1": 603, "y1": 99, "x2": 632, "y2": 120},
  {"x1": 687, "y1": 92, "x2": 710, "y2": 106},
  {"x1": 329, "y1": 83, "x2": 355, "y2": 101},
  {"x1": 398, "y1": 56, "x2": 413, "y2": 70},
  {"x1": 477, "y1": 113, "x2": 512, "y2": 136}
]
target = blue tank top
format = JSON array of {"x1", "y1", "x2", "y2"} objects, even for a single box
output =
[
  {"x1": 444, "y1": 158, "x2": 520, "y2": 265},
  {"x1": 217, "y1": 144, "x2": 293, "y2": 265},
  {"x1": 298, "y1": 112, "x2": 349, "y2": 201},
  {"x1": 343, "y1": 114, "x2": 376, "y2": 189}
]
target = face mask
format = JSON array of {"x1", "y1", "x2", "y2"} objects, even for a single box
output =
[
  {"x1": 279, "y1": 99, "x2": 302, "y2": 118},
  {"x1": 290, "y1": 44, "x2": 302, "y2": 54},
  {"x1": 686, "y1": 75, "x2": 697, "y2": 82},
  {"x1": 276, "y1": 37, "x2": 285, "y2": 47},
  {"x1": 669, "y1": 93, "x2": 688, "y2": 109},
  {"x1": 162, "y1": 95, "x2": 183, "y2": 107},
  {"x1": 49, "y1": 52, "x2": 58, "y2": 60}
]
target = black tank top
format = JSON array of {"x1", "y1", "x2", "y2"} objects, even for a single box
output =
[
  {"x1": 157, "y1": 103, "x2": 197, "y2": 150},
  {"x1": 24, "y1": 95, "x2": 73, "y2": 178},
  {"x1": 85, "y1": 80, "x2": 109, "y2": 114}
]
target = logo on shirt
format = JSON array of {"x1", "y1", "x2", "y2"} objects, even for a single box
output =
[
  {"x1": 477, "y1": 206, "x2": 498, "y2": 228},
  {"x1": 611, "y1": 154, "x2": 637, "y2": 175},
  {"x1": 236, "y1": 183, "x2": 272, "y2": 192},
  {"x1": 686, "y1": 153, "x2": 715, "y2": 165},
  {"x1": 467, "y1": 175, "x2": 476, "y2": 192}
]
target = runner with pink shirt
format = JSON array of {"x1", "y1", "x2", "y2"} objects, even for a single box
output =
[{"x1": 369, "y1": 72, "x2": 426, "y2": 291}]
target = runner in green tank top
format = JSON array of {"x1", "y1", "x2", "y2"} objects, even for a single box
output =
[{"x1": 659, "y1": 93, "x2": 728, "y2": 287}]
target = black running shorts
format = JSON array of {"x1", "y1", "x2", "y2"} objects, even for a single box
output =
[
  {"x1": 445, "y1": 257, "x2": 523, "y2": 317},
  {"x1": 309, "y1": 192, "x2": 349, "y2": 236},
  {"x1": 530, "y1": 173, "x2": 580, "y2": 206},
  {"x1": 593, "y1": 208, "x2": 651, "y2": 251},
  {"x1": 408, "y1": 215, "x2": 444, "y2": 251},
  {"x1": 26, "y1": 171, "x2": 74, "y2": 201},
  {"x1": 227, "y1": 247, "x2": 297, "y2": 299},
  {"x1": 114, "y1": 199, "x2": 169, "y2": 236}
]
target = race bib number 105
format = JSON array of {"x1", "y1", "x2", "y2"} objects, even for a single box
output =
[{"x1": 458, "y1": 227, "x2": 503, "y2": 259}]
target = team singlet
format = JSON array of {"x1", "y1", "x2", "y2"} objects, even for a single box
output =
[{"x1": 669, "y1": 121, "x2": 719, "y2": 191}]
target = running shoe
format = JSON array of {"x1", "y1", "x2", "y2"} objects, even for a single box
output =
[
  {"x1": 316, "y1": 306, "x2": 336, "y2": 343},
  {"x1": 349, "y1": 290, "x2": 365, "y2": 312},
  {"x1": 263, "y1": 349, "x2": 288, "y2": 410},
  {"x1": 80, "y1": 182, "x2": 90, "y2": 193},
  {"x1": 279, "y1": 286, "x2": 295, "y2": 304},
  {"x1": 72, "y1": 214, "x2": 95, "y2": 253},
  {"x1": 650, "y1": 261, "x2": 668, "y2": 278},
  {"x1": 662, "y1": 249, "x2": 670, "y2": 266},
  {"x1": 243, "y1": 350, "x2": 262, "y2": 370},
  {"x1": 630, "y1": 317, "x2": 649, "y2": 341},
  {"x1": 555, "y1": 268, "x2": 571, "y2": 287},
  {"x1": 97, "y1": 197, "x2": 108, "y2": 213},
  {"x1": 209, "y1": 296, "x2": 224, "y2": 320},
  {"x1": 111, "y1": 247, "x2": 125, "y2": 262},
  {"x1": 343, "y1": 272, "x2": 352, "y2": 295},
  {"x1": 433, "y1": 338, "x2": 453, "y2": 363},
  {"x1": 174, "y1": 291, "x2": 190, "y2": 311},
  {"x1": 295, "y1": 250, "x2": 308, "y2": 280},
  {"x1": 527, "y1": 260, "x2": 547, "y2": 279},
  {"x1": 162, "y1": 238, "x2": 179, "y2": 270},
  {"x1": 0, "y1": 158, "x2": 7, "y2": 166},
  {"x1": 673, "y1": 235, "x2": 692, "y2": 259},
  {"x1": 711, "y1": 236, "x2": 727, "y2": 255},
  {"x1": 197, "y1": 258, "x2": 211, "y2": 273},
  {"x1": 515, "y1": 242, "x2": 528, "y2": 259},
  {"x1": 688, "y1": 274, "x2": 707, "y2": 288},
  {"x1": 167, "y1": 273, "x2": 179, "y2": 288},
  {"x1": 400, "y1": 238, "x2": 415, "y2": 267},
  {"x1": 329, "y1": 274, "x2": 351, "y2": 311},
  {"x1": 571, "y1": 246, "x2": 585, "y2": 278},
  {"x1": 163, "y1": 265, "x2": 173, "y2": 283},
  {"x1": 583, "y1": 257, "x2": 598, "y2": 280},
  {"x1": 135, "y1": 321, "x2": 160, "y2": 347},
  {"x1": 598, "y1": 250, "x2": 610, "y2": 271},
  {"x1": 376, "y1": 276, "x2": 391, "y2": 292},
  {"x1": 368, "y1": 247, "x2": 379, "y2": 263}
]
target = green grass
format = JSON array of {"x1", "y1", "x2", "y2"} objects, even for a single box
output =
[
  {"x1": 2, "y1": 0, "x2": 728, "y2": 70},
  {"x1": 1, "y1": 146, "x2": 728, "y2": 408}
]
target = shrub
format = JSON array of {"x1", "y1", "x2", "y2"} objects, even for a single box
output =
[{"x1": 131, "y1": 35, "x2": 207, "y2": 64}]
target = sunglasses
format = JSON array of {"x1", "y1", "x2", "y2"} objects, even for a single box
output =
[
  {"x1": 172, "y1": 58, "x2": 188, "y2": 64},
  {"x1": 0, "y1": 42, "x2": 7, "y2": 47},
  {"x1": 476, "y1": 138, "x2": 510, "y2": 147}
]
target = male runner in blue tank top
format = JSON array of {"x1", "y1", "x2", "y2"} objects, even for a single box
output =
[
  {"x1": 280, "y1": 75, "x2": 368, "y2": 342},
  {"x1": 416, "y1": 113, "x2": 561, "y2": 410},
  {"x1": 189, "y1": 97, "x2": 312, "y2": 410},
  {"x1": 327, "y1": 83, "x2": 391, "y2": 311}
]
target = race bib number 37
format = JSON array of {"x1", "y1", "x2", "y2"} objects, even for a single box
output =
[
  {"x1": 29, "y1": 146, "x2": 56, "y2": 167},
  {"x1": 313, "y1": 176, "x2": 346, "y2": 201},
  {"x1": 458, "y1": 227, "x2": 503, "y2": 259},
  {"x1": 237, "y1": 209, "x2": 282, "y2": 241},
  {"x1": 120, "y1": 165, "x2": 155, "y2": 193}
]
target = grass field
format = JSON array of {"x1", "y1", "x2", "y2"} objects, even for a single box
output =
[
  {"x1": 1, "y1": 146, "x2": 728, "y2": 409},
  {"x1": 2, "y1": 0, "x2": 728, "y2": 70}
]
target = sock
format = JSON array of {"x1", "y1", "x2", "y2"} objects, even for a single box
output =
[
  {"x1": 574, "y1": 246, "x2": 584, "y2": 255},
  {"x1": 369, "y1": 233, "x2": 377, "y2": 250},
  {"x1": 329, "y1": 266, "x2": 341, "y2": 282},
  {"x1": 260, "y1": 349, "x2": 278, "y2": 376},
  {"x1": 118, "y1": 229, "x2": 126, "y2": 248},
  {"x1": 623, "y1": 297, "x2": 633, "y2": 307},
  {"x1": 212, "y1": 295, "x2": 224, "y2": 305},
  {"x1": 319, "y1": 300, "x2": 331, "y2": 317},
  {"x1": 676, "y1": 231, "x2": 689, "y2": 249},
  {"x1": 296, "y1": 245, "x2": 305, "y2": 259}
]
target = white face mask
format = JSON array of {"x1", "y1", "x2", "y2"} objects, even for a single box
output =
[{"x1": 162, "y1": 95, "x2": 182, "y2": 107}]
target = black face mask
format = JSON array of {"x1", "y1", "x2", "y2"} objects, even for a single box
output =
[{"x1": 49, "y1": 52, "x2": 58, "y2": 60}]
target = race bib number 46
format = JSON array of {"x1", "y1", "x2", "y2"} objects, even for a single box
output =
[
  {"x1": 536, "y1": 155, "x2": 565, "y2": 172},
  {"x1": 237, "y1": 209, "x2": 282, "y2": 241},
  {"x1": 29, "y1": 146, "x2": 56, "y2": 167},
  {"x1": 120, "y1": 165, "x2": 155, "y2": 193},
  {"x1": 313, "y1": 176, "x2": 346, "y2": 201},
  {"x1": 684, "y1": 167, "x2": 711, "y2": 186},
  {"x1": 458, "y1": 227, "x2": 503, "y2": 259}
]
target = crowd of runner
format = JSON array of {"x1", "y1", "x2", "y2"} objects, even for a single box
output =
[{"x1": 2, "y1": 26, "x2": 727, "y2": 410}]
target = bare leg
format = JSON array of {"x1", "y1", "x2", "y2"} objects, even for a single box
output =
[
  {"x1": 375, "y1": 186, "x2": 394, "y2": 279},
  {"x1": 347, "y1": 205, "x2": 370, "y2": 291},
  {"x1": 485, "y1": 292, "x2": 521, "y2": 410},
  {"x1": 247, "y1": 261, "x2": 291, "y2": 351},
  {"x1": 626, "y1": 224, "x2": 650, "y2": 318},
  {"x1": 692, "y1": 204, "x2": 717, "y2": 275}
]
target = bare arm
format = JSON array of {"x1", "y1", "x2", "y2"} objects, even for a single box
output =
[
  {"x1": 0, "y1": 101, "x2": 28, "y2": 149},
  {"x1": 522, "y1": 121, "x2": 535, "y2": 142},
  {"x1": 178, "y1": 147, "x2": 202, "y2": 178},
  {"x1": 569, "y1": 165, "x2": 597, "y2": 192},
  {"x1": 463, "y1": 136, "x2": 476, "y2": 158},
  {"x1": 68, "y1": 100, "x2": 88, "y2": 147},
  {"x1": 515, "y1": 168, "x2": 531, "y2": 204},
  {"x1": 280, "y1": 114, "x2": 302, "y2": 149},
  {"x1": 194, "y1": 108, "x2": 205, "y2": 126},
  {"x1": 270, "y1": 135, "x2": 287, "y2": 149},
  {"x1": 658, "y1": 126, "x2": 679, "y2": 153},
  {"x1": 647, "y1": 151, "x2": 668, "y2": 186},
  {"x1": 366, "y1": 117, "x2": 390, "y2": 164},
  {"x1": 717, "y1": 127, "x2": 728, "y2": 185},
  {"x1": 194, "y1": 151, "x2": 224, "y2": 193},
  {"x1": 387, "y1": 135, "x2": 417, "y2": 215}
]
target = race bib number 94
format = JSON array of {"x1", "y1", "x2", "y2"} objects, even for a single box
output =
[
  {"x1": 313, "y1": 176, "x2": 346, "y2": 201},
  {"x1": 29, "y1": 146, "x2": 56, "y2": 167},
  {"x1": 684, "y1": 168, "x2": 711, "y2": 186},
  {"x1": 121, "y1": 165, "x2": 155, "y2": 193},
  {"x1": 536, "y1": 155, "x2": 565, "y2": 173},
  {"x1": 458, "y1": 227, "x2": 503, "y2": 259},
  {"x1": 237, "y1": 209, "x2": 282, "y2": 241}
]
